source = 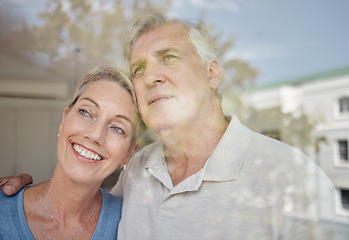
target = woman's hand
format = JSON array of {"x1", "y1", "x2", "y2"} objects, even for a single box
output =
[{"x1": 0, "y1": 173, "x2": 33, "y2": 196}]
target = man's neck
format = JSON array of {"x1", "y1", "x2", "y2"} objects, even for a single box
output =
[{"x1": 159, "y1": 108, "x2": 229, "y2": 186}]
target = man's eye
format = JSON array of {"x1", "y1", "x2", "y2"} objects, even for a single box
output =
[
  {"x1": 133, "y1": 66, "x2": 144, "y2": 77},
  {"x1": 163, "y1": 55, "x2": 175, "y2": 61}
]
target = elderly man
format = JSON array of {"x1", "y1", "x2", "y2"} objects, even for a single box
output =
[
  {"x1": 113, "y1": 11, "x2": 348, "y2": 239},
  {"x1": 2, "y1": 10, "x2": 348, "y2": 240}
]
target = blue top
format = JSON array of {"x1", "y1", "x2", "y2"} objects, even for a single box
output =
[{"x1": 0, "y1": 185, "x2": 122, "y2": 240}]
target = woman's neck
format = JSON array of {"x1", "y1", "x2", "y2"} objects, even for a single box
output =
[
  {"x1": 23, "y1": 172, "x2": 102, "y2": 240},
  {"x1": 43, "y1": 172, "x2": 101, "y2": 220}
]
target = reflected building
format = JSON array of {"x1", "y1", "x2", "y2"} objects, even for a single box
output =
[{"x1": 243, "y1": 66, "x2": 349, "y2": 223}]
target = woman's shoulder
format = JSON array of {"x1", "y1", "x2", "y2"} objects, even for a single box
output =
[
  {"x1": 100, "y1": 188, "x2": 123, "y2": 209},
  {"x1": 0, "y1": 185, "x2": 27, "y2": 209},
  {"x1": 0, "y1": 190, "x2": 13, "y2": 211},
  {"x1": 0, "y1": 186, "x2": 33, "y2": 239},
  {"x1": 92, "y1": 189, "x2": 122, "y2": 239},
  {"x1": 0, "y1": 184, "x2": 35, "y2": 218}
]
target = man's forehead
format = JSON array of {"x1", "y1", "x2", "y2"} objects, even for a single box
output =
[
  {"x1": 137, "y1": 23, "x2": 186, "y2": 39},
  {"x1": 130, "y1": 24, "x2": 190, "y2": 58}
]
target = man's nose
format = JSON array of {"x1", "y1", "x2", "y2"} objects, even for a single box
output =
[{"x1": 143, "y1": 63, "x2": 166, "y2": 87}]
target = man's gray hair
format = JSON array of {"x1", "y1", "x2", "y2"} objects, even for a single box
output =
[{"x1": 122, "y1": 10, "x2": 218, "y2": 65}]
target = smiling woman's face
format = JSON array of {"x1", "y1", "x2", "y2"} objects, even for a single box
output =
[{"x1": 57, "y1": 80, "x2": 138, "y2": 184}]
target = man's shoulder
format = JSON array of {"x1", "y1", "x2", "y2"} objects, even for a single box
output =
[
  {"x1": 250, "y1": 131, "x2": 308, "y2": 157},
  {"x1": 121, "y1": 140, "x2": 164, "y2": 179},
  {"x1": 110, "y1": 141, "x2": 164, "y2": 196},
  {"x1": 244, "y1": 130, "x2": 319, "y2": 174},
  {"x1": 130, "y1": 141, "x2": 163, "y2": 163},
  {"x1": 136, "y1": 140, "x2": 163, "y2": 154}
]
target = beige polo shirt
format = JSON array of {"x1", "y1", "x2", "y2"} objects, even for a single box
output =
[{"x1": 111, "y1": 114, "x2": 349, "y2": 240}]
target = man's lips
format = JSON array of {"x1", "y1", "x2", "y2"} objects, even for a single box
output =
[{"x1": 148, "y1": 96, "x2": 171, "y2": 105}]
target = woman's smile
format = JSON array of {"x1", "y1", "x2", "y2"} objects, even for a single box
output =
[{"x1": 72, "y1": 143, "x2": 103, "y2": 161}]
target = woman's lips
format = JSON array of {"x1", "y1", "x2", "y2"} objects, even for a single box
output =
[{"x1": 72, "y1": 143, "x2": 103, "y2": 161}]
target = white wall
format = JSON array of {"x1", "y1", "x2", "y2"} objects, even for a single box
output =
[{"x1": 0, "y1": 97, "x2": 69, "y2": 183}]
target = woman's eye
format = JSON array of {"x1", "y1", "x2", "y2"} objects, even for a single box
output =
[
  {"x1": 111, "y1": 126, "x2": 125, "y2": 134},
  {"x1": 79, "y1": 108, "x2": 91, "y2": 117}
]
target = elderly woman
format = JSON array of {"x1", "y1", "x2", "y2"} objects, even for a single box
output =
[{"x1": 0, "y1": 65, "x2": 142, "y2": 239}]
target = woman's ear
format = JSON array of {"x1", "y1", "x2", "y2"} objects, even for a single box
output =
[
  {"x1": 58, "y1": 107, "x2": 69, "y2": 135},
  {"x1": 208, "y1": 59, "x2": 222, "y2": 90},
  {"x1": 124, "y1": 142, "x2": 139, "y2": 165},
  {"x1": 128, "y1": 142, "x2": 139, "y2": 159}
]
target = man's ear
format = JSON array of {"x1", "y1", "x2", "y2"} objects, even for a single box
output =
[
  {"x1": 58, "y1": 107, "x2": 69, "y2": 135},
  {"x1": 208, "y1": 58, "x2": 222, "y2": 90}
]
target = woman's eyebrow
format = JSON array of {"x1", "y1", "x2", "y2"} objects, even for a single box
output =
[
  {"x1": 81, "y1": 97, "x2": 99, "y2": 108},
  {"x1": 80, "y1": 97, "x2": 134, "y2": 125},
  {"x1": 81, "y1": 97, "x2": 132, "y2": 124},
  {"x1": 115, "y1": 114, "x2": 133, "y2": 125}
]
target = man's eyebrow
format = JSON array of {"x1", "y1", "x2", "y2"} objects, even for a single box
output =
[
  {"x1": 156, "y1": 48, "x2": 179, "y2": 57},
  {"x1": 81, "y1": 97, "x2": 99, "y2": 108},
  {"x1": 130, "y1": 59, "x2": 145, "y2": 72},
  {"x1": 130, "y1": 48, "x2": 180, "y2": 69}
]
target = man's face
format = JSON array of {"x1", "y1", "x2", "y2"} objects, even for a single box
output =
[{"x1": 129, "y1": 24, "x2": 214, "y2": 132}]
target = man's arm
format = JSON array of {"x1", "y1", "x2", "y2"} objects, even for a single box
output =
[{"x1": 0, "y1": 173, "x2": 33, "y2": 196}]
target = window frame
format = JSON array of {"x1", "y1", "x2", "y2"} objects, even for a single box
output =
[
  {"x1": 335, "y1": 96, "x2": 349, "y2": 119},
  {"x1": 334, "y1": 139, "x2": 349, "y2": 168},
  {"x1": 336, "y1": 188, "x2": 349, "y2": 216},
  {"x1": 340, "y1": 188, "x2": 349, "y2": 210}
]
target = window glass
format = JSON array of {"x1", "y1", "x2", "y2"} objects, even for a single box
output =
[
  {"x1": 340, "y1": 188, "x2": 349, "y2": 210},
  {"x1": 339, "y1": 140, "x2": 349, "y2": 161},
  {"x1": 339, "y1": 97, "x2": 349, "y2": 114}
]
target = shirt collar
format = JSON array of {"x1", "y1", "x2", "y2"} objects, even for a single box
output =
[
  {"x1": 144, "y1": 114, "x2": 252, "y2": 184},
  {"x1": 144, "y1": 141, "x2": 166, "y2": 169},
  {"x1": 144, "y1": 142, "x2": 175, "y2": 189},
  {"x1": 202, "y1": 114, "x2": 252, "y2": 182}
]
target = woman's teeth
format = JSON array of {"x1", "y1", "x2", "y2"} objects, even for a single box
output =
[{"x1": 73, "y1": 144, "x2": 102, "y2": 160}]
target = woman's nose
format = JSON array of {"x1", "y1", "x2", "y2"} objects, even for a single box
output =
[{"x1": 85, "y1": 120, "x2": 105, "y2": 145}]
